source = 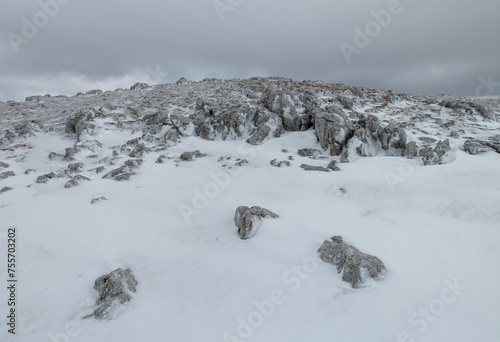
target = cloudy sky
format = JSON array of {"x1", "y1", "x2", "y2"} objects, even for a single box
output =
[{"x1": 1, "y1": 0, "x2": 499, "y2": 101}]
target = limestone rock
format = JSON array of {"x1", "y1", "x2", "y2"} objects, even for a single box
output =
[
  {"x1": 180, "y1": 150, "x2": 207, "y2": 161},
  {"x1": 88, "y1": 268, "x2": 138, "y2": 319},
  {"x1": 463, "y1": 140, "x2": 494, "y2": 155},
  {"x1": 318, "y1": 236, "x2": 386, "y2": 288},
  {"x1": 300, "y1": 164, "x2": 330, "y2": 172},
  {"x1": 234, "y1": 206, "x2": 279, "y2": 240},
  {"x1": 315, "y1": 112, "x2": 352, "y2": 156},
  {"x1": 421, "y1": 139, "x2": 451, "y2": 165}
]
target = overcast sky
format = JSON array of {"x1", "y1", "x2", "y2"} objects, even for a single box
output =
[{"x1": 1, "y1": 0, "x2": 499, "y2": 102}]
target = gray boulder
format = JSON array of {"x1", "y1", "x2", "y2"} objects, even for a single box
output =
[
  {"x1": 260, "y1": 87, "x2": 308, "y2": 131},
  {"x1": 176, "y1": 77, "x2": 189, "y2": 85},
  {"x1": 327, "y1": 160, "x2": 340, "y2": 171},
  {"x1": 463, "y1": 140, "x2": 494, "y2": 155},
  {"x1": 246, "y1": 112, "x2": 284, "y2": 145},
  {"x1": 0, "y1": 171, "x2": 15, "y2": 180},
  {"x1": 421, "y1": 139, "x2": 451, "y2": 165},
  {"x1": 402, "y1": 141, "x2": 418, "y2": 159},
  {"x1": 270, "y1": 159, "x2": 290, "y2": 168},
  {"x1": 88, "y1": 268, "x2": 138, "y2": 319},
  {"x1": 298, "y1": 148, "x2": 321, "y2": 158},
  {"x1": 318, "y1": 236, "x2": 386, "y2": 288},
  {"x1": 234, "y1": 206, "x2": 279, "y2": 240}
]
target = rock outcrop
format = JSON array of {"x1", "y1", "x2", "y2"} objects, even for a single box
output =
[{"x1": 234, "y1": 206, "x2": 279, "y2": 240}]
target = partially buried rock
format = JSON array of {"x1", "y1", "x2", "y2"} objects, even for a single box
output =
[
  {"x1": 270, "y1": 159, "x2": 290, "y2": 168},
  {"x1": 300, "y1": 164, "x2": 330, "y2": 172},
  {"x1": 180, "y1": 150, "x2": 207, "y2": 161},
  {"x1": 87, "y1": 268, "x2": 138, "y2": 319},
  {"x1": 298, "y1": 148, "x2": 321, "y2": 158},
  {"x1": 0, "y1": 171, "x2": 15, "y2": 180},
  {"x1": 91, "y1": 196, "x2": 107, "y2": 204},
  {"x1": 327, "y1": 160, "x2": 340, "y2": 171},
  {"x1": 318, "y1": 236, "x2": 386, "y2": 288},
  {"x1": 64, "y1": 175, "x2": 90, "y2": 188},
  {"x1": 234, "y1": 206, "x2": 279, "y2": 240},
  {"x1": 421, "y1": 139, "x2": 451, "y2": 165},
  {"x1": 1, "y1": 187, "x2": 12, "y2": 194}
]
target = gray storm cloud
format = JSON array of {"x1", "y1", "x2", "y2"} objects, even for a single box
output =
[{"x1": 0, "y1": 0, "x2": 499, "y2": 101}]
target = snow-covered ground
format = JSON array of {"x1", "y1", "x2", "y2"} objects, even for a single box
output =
[{"x1": 1, "y1": 78, "x2": 500, "y2": 342}]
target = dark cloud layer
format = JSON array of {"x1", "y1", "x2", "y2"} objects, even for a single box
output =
[{"x1": 1, "y1": 0, "x2": 499, "y2": 101}]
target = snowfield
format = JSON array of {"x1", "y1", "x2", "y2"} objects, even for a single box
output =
[{"x1": 1, "y1": 78, "x2": 499, "y2": 342}]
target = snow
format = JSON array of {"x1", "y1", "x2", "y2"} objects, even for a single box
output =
[{"x1": 2, "y1": 127, "x2": 500, "y2": 342}]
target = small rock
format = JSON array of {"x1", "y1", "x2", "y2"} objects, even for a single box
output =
[
  {"x1": 91, "y1": 196, "x2": 107, "y2": 204},
  {"x1": 67, "y1": 162, "x2": 84, "y2": 173},
  {"x1": 48, "y1": 152, "x2": 63, "y2": 160},
  {"x1": 300, "y1": 164, "x2": 330, "y2": 172},
  {"x1": 129, "y1": 143, "x2": 147, "y2": 158},
  {"x1": 318, "y1": 236, "x2": 386, "y2": 288},
  {"x1": 64, "y1": 175, "x2": 91, "y2": 188},
  {"x1": 0, "y1": 171, "x2": 16, "y2": 180},
  {"x1": 270, "y1": 159, "x2": 291, "y2": 168},
  {"x1": 234, "y1": 206, "x2": 279, "y2": 240},
  {"x1": 156, "y1": 155, "x2": 167, "y2": 164},
  {"x1": 449, "y1": 131, "x2": 460, "y2": 138},
  {"x1": 1, "y1": 187, "x2": 13, "y2": 194},
  {"x1": 176, "y1": 77, "x2": 189, "y2": 85},
  {"x1": 36, "y1": 173, "x2": 56, "y2": 183},
  {"x1": 297, "y1": 148, "x2": 321, "y2": 158},
  {"x1": 24, "y1": 169, "x2": 36, "y2": 175},
  {"x1": 87, "y1": 268, "x2": 138, "y2": 319},
  {"x1": 327, "y1": 160, "x2": 340, "y2": 171},
  {"x1": 180, "y1": 150, "x2": 207, "y2": 161},
  {"x1": 63, "y1": 147, "x2": 81, "y2": 162},
  {"x1": 0, "y1": 162, "x2": 9, "y2": 169},
  {"x1": 89, "y1": 166, "x2": 106, "y2": 174}
]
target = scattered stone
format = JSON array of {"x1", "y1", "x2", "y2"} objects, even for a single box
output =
[
  {"x1": 64, "y1": 175, "x2": 91, "y2": 188},
  {"x1": 142, "y1": 111, "x2": 167, "y2": 126},
  {"x1": 463, "y1": 140, "x2": 493, "y2": 155},
  {"x1": 89, "y1": 166, "x2": 106, "y2": 174},
  {"x1": 449, "y1": 131, "x2": 459, "y2": 138},
  {"x1": 378, "y1": 124, "x2": 407, "y2": 150},
  {"x1": 300, "y1": 164, "x2": 330, "y2": 172},
  {"x1": 91, "y1": 196, "x2": 107, "y2": 204},
  {"x1": 338, "y1": 96, "x2": 354, "y2": 110},
  {"x1": 327, "y1": 160, "x2": 340, "y2": 171},
  {"x1": 48, "y1": 152, "x2": 62, "y2": 160},
  {"x1": 418, "y1": 137, "x2": 437, "y2": 144},
  {"x1": 24, "y1": 169, "x2": 36, "y2": 175},
  {"x1": 234, "y1": 206, "x2": 279, "y2": 240},
  {"x1": 235, "y1": 159, "x2": 249, "y2": 167},
  {"x1": 87, "y1": 268, "x2": 138, "y2": 319},
  {"x1": 270, "y1": 159, "x2": 291, "y2": 168},
  {"x1": 129, "y1": 143, "x2": 148, "y2": 158},
  {"x1": 67, "y1": 162, "x2": 84, "y2": 173},
  {"x1": 180, "y1": 150, "x2": 207, "y2": 161},
  {"x1": 0, "y1": 162, "x2": 9, "y2": 169},
  {"x1": 176, "y1": 77, "x2": 189, "y2": 85},
  {"x1": 63, "y1": 147, "x2": 81, "y2": 162},
  {"x1": 298, "y1": 148, "x2": 321, "y2": 158},
  {"x1": 156, "y1": 155, "x2": 167, "y2": 164},
  {"x1": 318, "y1": 236, "x2": 386, "y2": 288},
  {"x1": 0, "y1": 171, "x2": 15, "y2": 180},
  {"x1": 36, "y1": 173, "x2": 56, "y2": 183}
]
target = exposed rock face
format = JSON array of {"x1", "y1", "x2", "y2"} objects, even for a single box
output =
[
  {"x1": 260, "y1": 87, "x2": 310, "y2": 131},
  {"x1": 315, "y1": 112, "x2": 352, "y2": 156},
  {"x1": 421, "y1": 139, "x2": 451, "y2": 165},
  {"x1": 88, "y1": 268, "x2": 138, "y2": 319},
  {"x1": 234, "y1": 206, "x2": 279, "y2": 240},
  {"x1": 246, "y1": 111, "x2": 284, "y2": 145},
  {"x1": 318, "y1": 236, "x2": 386, "y2": 288}
]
